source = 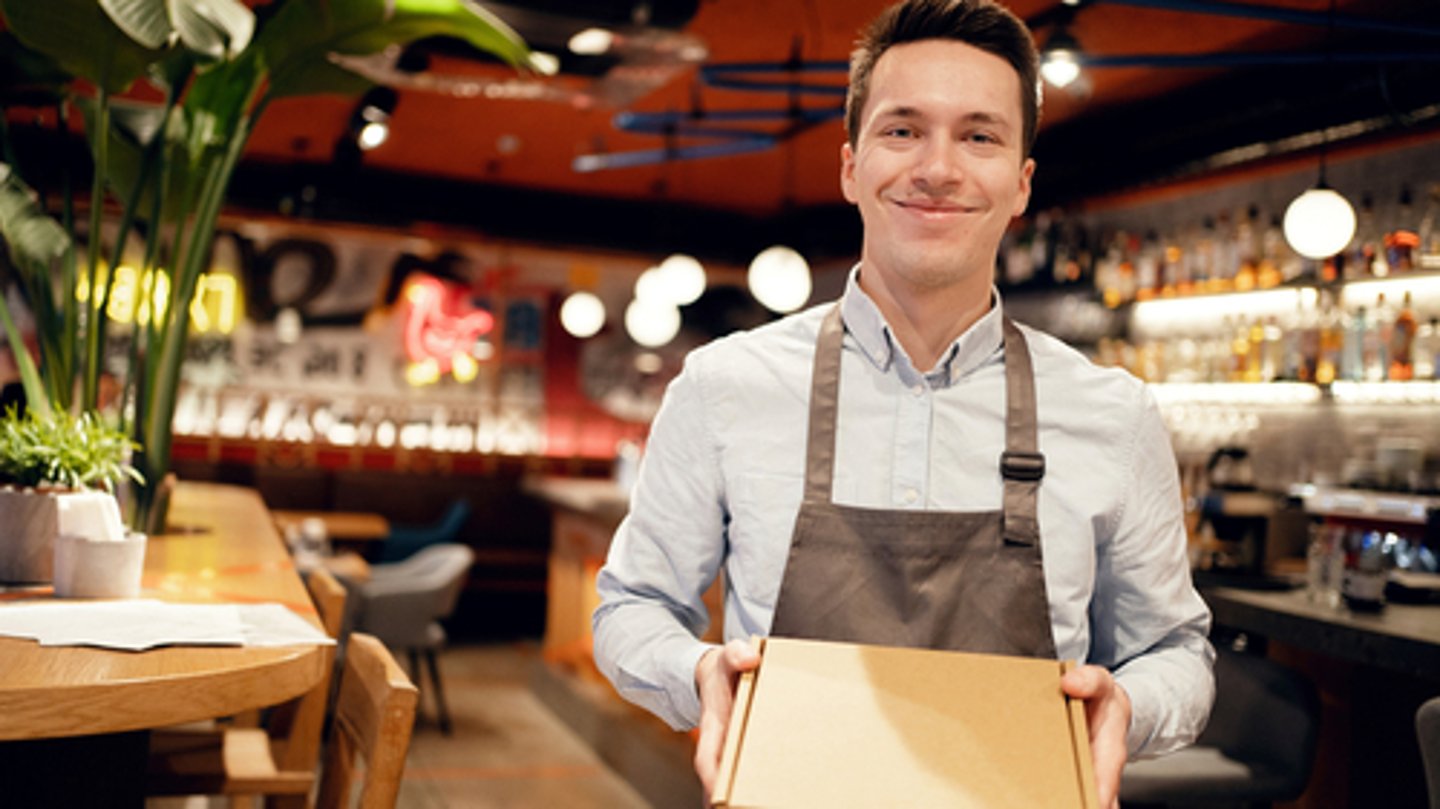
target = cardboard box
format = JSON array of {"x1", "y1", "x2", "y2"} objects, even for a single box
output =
[{"x1": 712, "y1": 637, "x2": 1098, "y2": 808}]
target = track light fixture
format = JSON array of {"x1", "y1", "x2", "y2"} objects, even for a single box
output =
[{"x1": 351, "y1": 86, "x2": 398, "y2": 152}]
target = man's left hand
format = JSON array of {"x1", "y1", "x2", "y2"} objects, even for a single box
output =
[{"x1": 1061, "y1": 664, "x2": 1132, "y2": 809}]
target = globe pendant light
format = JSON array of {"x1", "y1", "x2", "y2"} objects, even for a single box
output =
[
  {"x1": 1282, "y1": 0, "x2": 1355, "y2": 261},
  {"x1": 1283, "y1": 183, "x2": 1355, "y2": 260}
]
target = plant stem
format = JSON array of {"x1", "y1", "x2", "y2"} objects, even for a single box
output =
[
  {"x1": 134, "y1": 80, "x2": 263, "y2": 530},
  {"x1": 82, "y1": 87, "x2": 110, "y2": 412}
]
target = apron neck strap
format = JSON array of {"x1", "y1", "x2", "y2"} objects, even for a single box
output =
[{"x1": 802, "y1": 304, "x2": 1044, "y2": 545}]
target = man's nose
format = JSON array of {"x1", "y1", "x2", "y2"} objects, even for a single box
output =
[{"x1": 913, "y1": 137, "x2": 964, "y2": 191}]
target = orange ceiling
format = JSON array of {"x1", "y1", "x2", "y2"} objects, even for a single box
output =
[{"x1": 236, "y1": 0, "x2": 1410, "y2": 218}]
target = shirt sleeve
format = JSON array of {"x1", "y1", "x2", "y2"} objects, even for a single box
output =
[
  {"x1": 1091, "y1": 386, "x2": 1216, "y2": 759},
  {"x1": 592, "y1": 350, "x2": 728, "y2": 730}
]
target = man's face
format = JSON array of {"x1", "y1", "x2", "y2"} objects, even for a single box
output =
[{"x1": 841, "y1": 39, "x2": 1034, "y2": 294}]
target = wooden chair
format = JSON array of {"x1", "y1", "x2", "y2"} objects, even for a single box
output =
[
  {"x1": 146, "y1": 567, "x2": 348, "y2": 808},
  {"x1": 316, "y1": 632, "x2": 419, "y2": 809}
]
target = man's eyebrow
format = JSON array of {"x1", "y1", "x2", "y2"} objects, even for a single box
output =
[{"x1": 869, "y1": 106, "x2": 1013, "y2": 130}]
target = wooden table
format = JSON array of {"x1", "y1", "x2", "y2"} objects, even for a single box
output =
[
  {"x1": 0, "y1": 482, "x2": 330, "y2": 807},
  {"x1": 272, "y1": 509, "x2": 391, "y2": 543}
]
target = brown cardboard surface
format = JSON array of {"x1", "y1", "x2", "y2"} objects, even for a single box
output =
[{"x1": 713, "y1": 637, "x2": 1098, "y2": 809}]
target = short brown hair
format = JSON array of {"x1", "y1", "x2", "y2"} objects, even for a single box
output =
[{"x1": 845, "y1": 0, "x2": 1041, "y2": 157}]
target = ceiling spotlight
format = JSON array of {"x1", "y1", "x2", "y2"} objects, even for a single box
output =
[
  {"x1": 569, "y1": 27, "x2": 616, "y2": 56},
  {"x1": 357, "y1": 120, "x2": 389, "y2": 150},
  {"x1": 350, "y1": 86, "x2": 397, "y2": 152},
  {"x1": 748, "y1": 245, "x2": 812, "y2": 314},
  {"x1": 1040, "y1": 28, "x2": 1083, "y2": 89}
]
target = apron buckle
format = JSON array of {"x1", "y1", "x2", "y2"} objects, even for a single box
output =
[{"x1": 1000, "y1": 451, "x2": 1046, "y2": 482}]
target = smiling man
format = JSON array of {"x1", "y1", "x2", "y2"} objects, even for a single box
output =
[{"x1": 593, "y1": 1, "x2": 1214, "y2": 806}]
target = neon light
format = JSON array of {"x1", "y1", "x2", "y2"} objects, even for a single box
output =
[
  {"x1": 75, "y1": 265, "x2": 242, "y2": 333},
  {"x1": 400, "y1": 274, "x2": 494, "y2": 374}
]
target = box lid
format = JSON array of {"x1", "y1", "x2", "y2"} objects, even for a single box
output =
[{"x1": 712, "y1": 637, "x2": 1098, "y2": 809}]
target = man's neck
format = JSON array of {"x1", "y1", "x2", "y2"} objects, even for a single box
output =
[{"x1": 857, "y1": 266, "x2": 993, "y2": 373}]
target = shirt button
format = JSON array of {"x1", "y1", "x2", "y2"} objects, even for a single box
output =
[
  {"x1": 911, "y1": 384, "x2": 925, "y2": 397},
  {"x1": 902, "y1": 488, "x2": 919, "y2": 505}
]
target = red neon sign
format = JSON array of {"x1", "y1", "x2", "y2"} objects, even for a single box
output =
[{"x1": 401, "y1": 274, "x2": 495, "y2": 373}]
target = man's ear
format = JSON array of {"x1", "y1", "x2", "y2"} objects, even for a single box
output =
[
  {"x1": 1012, "y1": 157, "x2": 1036, "y2": 218},
  {"x1": 840, "y1": 141, "x2": 858, "y2": 204}
]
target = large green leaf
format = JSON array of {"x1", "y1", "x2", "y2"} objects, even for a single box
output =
[
  {"x1": 0, "y1": 0, "x2": 167, "y2": 93},
  {"x1": 255, "y1": 0, "x2": 533, "y2": 100},
  {"x1": 99, "y1": 0, "x2": 173, "y2": 50},
  {"x1": 168, "y1": 0, "x2": 255, "y2": 61},
  {"x1": 99, "y1": 0, "x2": 256, "y2": 61},
  {"x1": 0, "y1": 164, "x2": 72, "y2": 273}
]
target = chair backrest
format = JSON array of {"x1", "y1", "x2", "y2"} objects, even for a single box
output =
[
  {"x1": 316, "y1": 633, "x2": 418, "y2": 809},
  {"x1": 380, "y1": 499, "x2": 472, "y2": 562},
  {"x1": 358, "y1": 544, "x2": 475, "y2": 647},
  {"x1": 1199, "y1": 648, "x2": 1321, "y2": 795},
  {"x1": 266, "y1": 567, "x2": 348, "y2": 772},
  {"x1": 1419, "y1": 696, "x2": 1440, "y2": 809}
]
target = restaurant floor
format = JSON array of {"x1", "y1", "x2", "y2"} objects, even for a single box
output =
[{"x1": 147, "y1": 642, "x2": 660, "y2": 809}]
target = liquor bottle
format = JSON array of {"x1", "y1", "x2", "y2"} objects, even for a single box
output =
[
  {"x1": 1315, "y1": 294, "x2": 1343, "y2": 385},
  {"x1": 1414, "y1": 317, "x2": 1440, "y2": 380},
  {"x1": 1389, "y1": 291, "x2": 1418, "y2": 381},
  {"x1": 1261, "y1": 316, "x2": 1284, "y2": 382},
  {"x1": 1348, "y1": 193, "x2": 1380, "y2": 280},
  {"x1": 1340, "y1": 529, "x2": 1387, "y2": 612},
  {"x1": 1234, "y1": 206, "x2": 1260, "y2": 292},
  {"x1": 1368, "y1": 293, "x2": 1395, "y2": 381},
  {"x1": 1134, "y1": 231, "x2": 1162, "y2": 302},
  {"x1": 1194, "y1": 217, "x2": 1217, "y2": 292},
  {"x1": 1231, "y1": 317, "x2": 1252, "y2": 382},
  {"x1": 1385, "y1": 186, "x2": 1419, "y2": 273},
  {"x1": 1214, "y1": 210, "x2": 1239, "y2": 292},
  {"x1": 1341, "y1": 305, "x2": 1368, "y2": 382}
]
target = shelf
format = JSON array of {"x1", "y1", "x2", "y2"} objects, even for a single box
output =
[
  {"x1": 1288, "y1": 483, "x2": 1440, "y2": 525},
  {"x1": 1149, "y1": 381, "x2": 1440, "y2": 406}
]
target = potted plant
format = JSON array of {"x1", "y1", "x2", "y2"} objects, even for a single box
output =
[
  {"x1": 0, "y1": 406, "x2": 140, "y2": 583},
  {"x1": 0, "y1": 0, "x2": 538, "y2": 533}
]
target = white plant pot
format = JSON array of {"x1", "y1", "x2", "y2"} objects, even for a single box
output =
[
  {"x1": 0, "y1": 485, "x2": 64, "y2": 584},
  {"x1": 0, "y1": 487, "x2": 127, "y2": 585}
]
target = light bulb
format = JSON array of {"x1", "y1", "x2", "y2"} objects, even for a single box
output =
[
  {"x1": 1040, "y1": 50, "x2": 1081, "y2": 88},
  {"x1": 568, "y1": 28, "x2": 615, "y2": 56},
  {"x1": 560, "y1": 291, "x2": 606, "y2": 338},
  {"x1": 747, "y1": 245, "x2": 812, "y2": 313},
  {"x1": 659, "y1": 254, "x2": 707, "y2": 305},
  {"x1": 624, "y1": 298, "x2": 681, "y2": 347},
  {"x1": 1283, "y1": 187, "x2": 1356, "y2": 260}
]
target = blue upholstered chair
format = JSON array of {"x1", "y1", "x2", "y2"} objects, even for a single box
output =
[{"x1": 377, "y1": 498, "x2": 471, "y2": 563}]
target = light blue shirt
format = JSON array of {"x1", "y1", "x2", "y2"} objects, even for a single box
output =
[{"x1": 593, "y1": 269, "x2": 1214, "y2": 758}]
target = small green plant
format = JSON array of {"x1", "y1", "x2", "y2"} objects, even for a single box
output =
[{"x1": 0, "y1": 407, "x2": 142, "y2": 492}]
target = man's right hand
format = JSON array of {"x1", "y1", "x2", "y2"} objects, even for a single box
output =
[{"x1": 693, "y1": 638, "x2": 762, "y2": 797}]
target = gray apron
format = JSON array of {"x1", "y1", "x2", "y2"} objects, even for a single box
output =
[{"x1": 768, "y1": 304, "x2": 1057, "y2": 659}]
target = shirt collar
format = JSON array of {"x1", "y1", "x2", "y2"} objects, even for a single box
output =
[{"x1": 839, "y1": 264, "x2": 1006, "y2": 388}]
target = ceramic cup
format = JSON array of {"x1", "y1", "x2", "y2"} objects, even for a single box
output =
[{"x1": 53, "y1": 532, "x2": 147, "y2": 598}]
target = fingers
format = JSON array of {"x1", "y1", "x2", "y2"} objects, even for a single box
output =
[
  {"x1": 1061, "y1": 665, "x2": 1131, "y2": 809},
  {"x1": 693, "y1": 639, "x2": 762, "y2": 796}
]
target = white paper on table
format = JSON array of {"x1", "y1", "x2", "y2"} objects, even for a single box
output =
[{"x1": 0, "y1": 600, "x2": 334, "y2": 651}]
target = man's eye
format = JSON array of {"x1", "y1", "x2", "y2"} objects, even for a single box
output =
[
  {"x1": 883, "y1": 126, "x2": 916, "y2": 138},
  {"x1": 967, "y1": 132, "x2": 1000, "y2": 145}
]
